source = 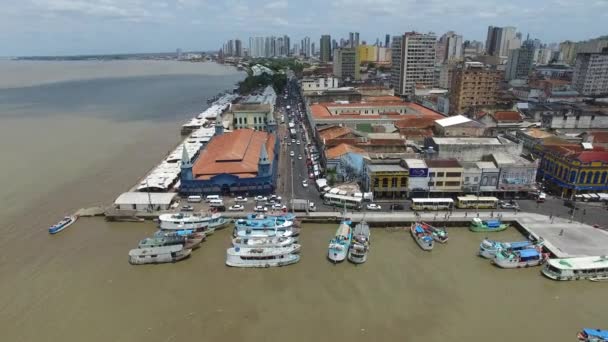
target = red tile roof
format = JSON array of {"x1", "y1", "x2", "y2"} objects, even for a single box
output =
[
  {"x1": 192, "y1": 129, "x2": 275, "y2": 179},
  {"x1": 404, "y1": 103, "x2": 445, "y2": 119},
  {"x1": 318, "y1": 126, "x2": 352, "y2": 142},
  {"x1": 573, "y1": 151, "x2": 608, "y2": 163},
  {"x1": 311, "y1": 104, "x2": 332, "y2": 118},
  {"x1": 325, "y1": 143, "x2": 367, "y2": 159},
  {"x1": 394, "y1": 116, "x2": 437, "y2": 129},
  {"x1": 426, "y1": 159, "x2": 462, "y2": 168},
  {"x1": 589, "y1": 131, "x2": 608, "y2": 144},
  {"x1": 492, "y1": 111, "x2": 523, "y2": 122}
]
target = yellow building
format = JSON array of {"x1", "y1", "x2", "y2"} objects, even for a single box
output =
[
  {"x1": 357, "y1": 45, "x2": 378, "y2": 63},
  {"x1": 365, "y1": 164, "x2": 409, "y2": 198}
]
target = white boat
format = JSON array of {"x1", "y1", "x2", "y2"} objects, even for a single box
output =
[
  {"x1": 232, "y1": 236, "x2": 295, "y2": 249},
  {"x1": 410, "y1": 223, "x2": 434, "y2": 251},
  {"x1": 48, "y1": 215, "x2": 78, "y2": 234},
  {"x1": 328, "y1": 220, "x2": 352, "y2": 263},
  {"x1": 492, "y1": 248, "x2": 549, "y2": 269},
  {"x1": 225, "y1": 245, "x2": 301, "y2": 268},
  {"x1": 348, "y1": 222, "x2": 370, "y2": 264},
  {"x1": 479, "y1": 239, "x2": 535, "y2": 259},
  {"x1": 542, "y1": 256, "x2": 608, "y2": 281},
  {"x1": 158, "y1": 212, "x2": 228, "y2": 234},
  {"x1": 128, "y1": 245, "x2": 191, "y2": 265},
  {"x1": 236, "y1": 228, "x2": 294, "y2": 239}
]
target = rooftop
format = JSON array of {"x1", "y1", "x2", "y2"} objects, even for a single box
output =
[
  {"x1": 491, "y1": 111, "x2": 523, "y2": 122},
  {"x1": 521, "y1": 128, "x2": 555, "y2": 139},
  {"x1": 404, "y1": 159, "x2": 427, "y2": 169},
  {"x1": 431, "y1": 137, "x2": 503, "y2": 145},
  {"x1": 114, "y1": 192, "x2": 177, "y2": 205},
  {"x1": 317, "y1": 125, "x2": 352, "y2": 142},
  {"x1": 231, "y1": 103, "x2": 272, "y2": 112},
  {"x1": 573, "y1": 151, "x2": 608, "y2": 163},
  {"x1": 426, "y1": 159, "x2": 462, "y2": 168},
  {"x1": 325, "y1": 143, "x2": 367, "y2": 159},
  {"x1": 394, "y1": 116, "x2": 437, "y2": 129},
  {"x1": 588, "y1": 131, "x2": 608, "y2": 144},
  {"x1": 435, "y1": 115, "x2": 472, "y2": 127},
  {"x1": 367, "y1": 164, "x2": 408, "y2": 172},
  {"x1": 476, "y1": 161, "x2": 498, "y2": 170}
]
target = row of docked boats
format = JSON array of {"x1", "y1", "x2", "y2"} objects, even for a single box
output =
[
  {"x1": 479, "y1": 237, "x2": 548, "y2": 268},
  {"x1": 128, "y1": 212, "x2": 231, "y2": 265},
  {"x1": 327, "y1": 219, "x2": 371, "y2": 264},
  {"x1": 410, "y1": 222, "x2": 448, "y2": 251},
  {"x1": 226, "y1": 213, "x2": 301, "y2": 268}
]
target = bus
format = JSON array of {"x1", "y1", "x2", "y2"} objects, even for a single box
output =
[
  {"x1": 456, "y1": 196, "x2": 499, "y2": 209},
  {"x1": 323, "y1": 193, "x2": 362, "y2": 210},
  {"x1": 411, "y1": 198, "x2": 454, "y2": 211}
]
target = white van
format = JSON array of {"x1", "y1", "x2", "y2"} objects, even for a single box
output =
[
  {"x1": 205, "y1": 195, "x2": 221, "y2": 202},
  {"x1": 209, "y1": 199, "x2": 224, "y2": 207},
  {"x1": 187, "y1": 195, "x2": 202, "y2": 203}
]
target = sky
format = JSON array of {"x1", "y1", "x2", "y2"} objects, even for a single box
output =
[{"x1": 0, "y1": 0, "x2": 607, "y2": 56}]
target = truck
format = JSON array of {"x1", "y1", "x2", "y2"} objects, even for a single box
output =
[{"x1": 290, "y1": 199, "x2": 316, "y2": 212}]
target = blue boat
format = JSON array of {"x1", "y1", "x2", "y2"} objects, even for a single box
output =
[
  {"x1": 479, "y1": 239, "x2": 535, "y2": 259},
  {"x1": 49, "y1": 215, "x2": 78, "y2": 234},
  {"x1": 578, "y1": 328, "x2": 608, "y2": 341},
  {"x1": 328, "y1": 219, "x2": 352, "y2": 263},
  {"x1": 246, "y1": 213, "x2": 297, "y2": 222}
]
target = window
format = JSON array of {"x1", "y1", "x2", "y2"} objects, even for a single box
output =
[
  {"x1": 586, "y1": 172, "x2": 593, "y2": 184},
  {"x1": 465, "y1": 176, "x2": 470, "y2": 182},
  {"x1": 594, "y1": 171, "x2": 600, "y2": 184},
  {"x1": 446, "y1": 172, "x2": 461, "y2": 177},
  {"x1": 474, "y1": 177, "x2": 479, "y2": 182},
  {"x1": 445, "y1": 181, "x2": 460, "y2": 186},
  {"x1": 570, "y1": 171, "x2": 577, "y2": 183},
  {"x1": 382, "y1": 178, "x2": 388, "y2": 187},
  {"x1": 435, "y1": 181, "x2": 444, "y2": 186},
  {"x1": 254, "y1": 117, "x2": 257, "y2": 124},
  {"x1": 373, "y1": 178, "x2": 379, "y2": 187},
  {"x1": 391, "y1": 178, "x2": 397, "y2": 187},
  {"x1": 401, "y1": 177, "x2": 407, "y2": 186},
  {"x1": 428, "y1": 172, "x2": 436, "y2": 177},
  {"x1": 580, "y1": 171, "x2": 586, "y2": 183},
  {"x1": 602, "y1": 172, "x2": 607, "y2": 184}
]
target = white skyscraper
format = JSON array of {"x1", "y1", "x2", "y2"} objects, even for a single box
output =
[{"x1": 391, "y1": 32, "x2": 437, "y2": 96}]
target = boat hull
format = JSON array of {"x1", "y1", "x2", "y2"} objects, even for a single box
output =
[
  {"x1": 347, "y1": 249, "x2": 368, "y2": 264},
  {"x1": 226, "y1": 254, "x2": 300, "y2": 268},
  {"x1": 469, "y1": 224, "x2": 509, "y2": 232},
  {"x1": 493, "y1": 255, "x2": 548, "y2": 269},
  {"x1": 129, "y1": 248, "x2": 192, "y2": 265},
  {"x1": 49, "y1": 216, "x2": 77, "y2": 234}
]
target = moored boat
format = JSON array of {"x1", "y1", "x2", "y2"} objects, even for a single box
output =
[
  {"x1": 479, "y1": 239, "x2": 534, "y2": 259},
  {"x1": 128, "y1": 245, "x2": 191, "y2": 265},
  {"x1": 154, "y1": 229, "x2": 206, "y2": 241},
  {"x1": 236, "y1": 228, "x2": 294, "y2": 239},
  {"x1": 158, "y1": 213, "x2": 210, "y2": 232},
  {"x1": 49, "y1": 215, "x2": 78, "y2": 234},
  {"x1": 232, "y1": 236, "x2": 295, "y2": 249},
  {"x1": 328, "y1": 219, "x2": 352, "y2": 263},
  {"x1": 492, "y1": 247, "x2": 548, "y2": 269},
  {"x1": 578, "y1": 328, "x2": 608, "y2": 341},
  {"x1": 234, "y1": 217, "x2": 293, "y2": 231},
  {"x1": 225, "y1": 244, "x2": 301, "y2": 268},
  {"x1": 542, "y1": 256, "x2": 608, "y2": 281},
  {"x1": 469, "y1": 218, "x2": 509, "y2": 232},
  {"x1": 139, "y1": 235, "x2": 202, "y2": 250},
  {"x1": 410, "y1": 223, "x2": 434, "y2": 251},
  {"x1": 420, "y1": 221, "x2": 448, "y2": 243},
  {"x1": 348, "y1": 222, "x2": 370, "y2": 264}
]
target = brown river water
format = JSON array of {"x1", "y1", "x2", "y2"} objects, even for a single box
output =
[{"x1": 0, "y1": 61, "x2": 605, "y2": 342}]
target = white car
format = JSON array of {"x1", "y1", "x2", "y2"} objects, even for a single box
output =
[
  {"x1": 234, "y1": 196, "x2": 247, "y2": 203},
  {"x1": 254, "y1": 205, "x2": 268, "y2": 212},
  {"x1": 229, "y1": 204, "x2": 244, "y2": 211},
  {"x1": 302, "y1": 180, "x2": 308, "y2": 188},
  {"x1": 296, "y1": 140, "x2": 301, "y2": 145},
  {"x1": 291, "y1": 139, "x2": 295, "y2": 143},
  {"x1": 254, "y1": 196, "x2": 267, "y2": 202},
  {"x1": 272, "y1": 203, "x2": 287, "y2": 210},
  {"x1": 298, "y1": 155, "x2": 303, "y2": 160},
  {"x1": 269, "y1": 195, "x2": 282, "y2": 202},
  {"x1": 290, "y1": 151, "x2": 295, "y2": 157},
  {"x1": 366, "y1": 203, "x2": 382, "y2": 211}
]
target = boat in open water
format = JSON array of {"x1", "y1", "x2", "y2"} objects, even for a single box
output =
[
  {"x1": 348, "y1": 222, "x2": 370, "y2": 264},
  {"x1": 479, "y1": 239, "x2": 536, "y2": 259},
  {"x1": 328, "y1": 219, "x2": 352, "y2": 263},
  {"x1": 542, "y1": 256, "x2": 608, "y2": 281},
  {"x1": 49, "y1": 215, "x2": 78, "y2": 234},
  {"x1": 410, "y1": 223, "x2": 434, "y2": 251},
  {"x1": 419, "y1": 221, "x2": 448, "y2": 243},
  {"x1": 225, "y1": 245, "x2": 301, "y2": 268},
  {"x1": 578, "y1": 328, "x2": 608, "y2": 341},
  {"x1": 469, "y1": 218, "x2": 509, "y2": 232},
  {"x1": 139, "y1": 235, "x2": 202, "y2": 250},
  {"x1": 128, "y1": 245, "x2": 191, "y2": 265},
  {"x1": 232, "y1": 236, "x2": 295, "y2": 249},
  {"x1": 492, "y1": 247, "x2": 549, "y2": 269}
]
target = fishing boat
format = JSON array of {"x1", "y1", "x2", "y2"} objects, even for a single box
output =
[
  {"x1": 225, "y1": 245, "x2": 301, "y2": 268},
  {"x1": 328, "y1": 219, "x2": 352, "y2": 263},
  {"x1": 479, "y1": 239, "x2": 536, "y2": 259},
  {"x1": 578, "y1": 328, "x2": 608, "y2": 341},
  {"x1": 128, "y1": 245, "x2": 191, "y2": 265},
  {"x1": 139, "y1": 235, "x2": 203, "y2": 250},
  {"x1": 48, "y1": 215, "x2": 78, "y2": 234},
  {"x1": 542, "y1": 256, "x2": 608, "y2": 281},
  {"x1": 410, "y1": 223, "x2": 434, "y2": 251},
  {"x1": 348, "y1": 222, "x2": 370, "y2": 264},
  {"x1": 469, "y1": 218, "x2": 509, "y2": 232},
  {"x1": 492, "y1": 247, "x2": 549, "y2": 269},
  {"x1": 232, "y1": 236, "x2": 295, "y2": 249},
  {"x1": 419, "y1": 221, "x2": 448, "y2": 243}
]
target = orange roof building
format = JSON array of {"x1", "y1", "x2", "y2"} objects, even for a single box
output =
[{"x1": 180, "y1": 129, "x2": 279, "y2": 195}]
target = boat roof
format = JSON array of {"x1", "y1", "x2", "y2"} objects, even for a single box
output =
[
  {"x1": 509, "y1": 241, "x2": 532, "y2": 248},
  {"x1": 128, "y1": 245, "x2": 184, "y2": 256},
  {"x1": 583, "y1": 329, "x2": 608, "y2": 339},
  {"x1": 547, "y1": 256, "x2": 608, "y2": 270},
  {"x1": 519, "y1": 249, "x2": 540, "y2": 258}
]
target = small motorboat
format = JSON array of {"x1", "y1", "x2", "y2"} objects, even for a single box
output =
[
  {"x1": 49, "y1": 215, "x2": 78, "y2": 234},
  {"x1": 578, "y1": 328, "x2": 608, "y2": 341},
  {"x1": 410, "y1": 223, "x2": 434, "y2": 251},
  {"x1": 328, "y1": 219, "x2": 352, "y2": 263},
  {"x1": 420, "y1": 222, "x2": 448, "y2": 243}
]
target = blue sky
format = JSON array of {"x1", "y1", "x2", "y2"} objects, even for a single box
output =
[{"x1": 1, "y1": 0, "x2": 607, "y2": 56}]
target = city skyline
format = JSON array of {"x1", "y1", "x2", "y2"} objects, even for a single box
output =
[{"x1": 1, "y1": 0, "x2": 608, "y2": 56}]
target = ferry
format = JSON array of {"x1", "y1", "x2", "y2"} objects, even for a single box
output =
[
  {"x1": 469, "y1": 218, "x2": 509, "y2": 232},
  {"x1": 410, "y1": 223, "x2": 434, "y2": 251},
  {"x1": 348, "y1": 222, "x2": 370, "y2": 264},
  {"x1": 578, "y1": 328, "x2": 608, "y2": 341},
  {"x1": 419, "y1": 221, "x2": 448, "y2": 243},
  {"x1": 479, "y1": 239, "x2": 535, "y2": 259},
  {"x1": 328, "y1": 219, "x2": 352, "y2": 263},
  {"x1": 492, "y1": 248, "x2": 549, "y2": 269},
  {"x1": 158, "y1": 212, "x2": 229, "y2": 233},
  {"x1": 128, "y1": 245, "x2": 191, "y2": 265},
  {"x1": 154, "y1": 229, "x2": 206, "y2": 241},
  {"x1": 542, "y1": 256, "x2": 608, "y2": 281},
  {"x1": 234, "y1": 217, "x2": 294, "y2": 231},
  {"x1": 246, "y1": 213, "x2": 299, "y2": 226},
  {"x1": 236, "y1": 228, "x2": 294, "y2": 240},
  {"x1": 225, "y1": 245, "x2": 301, "y2": 268},
  {"x1": 49, "y1": 215, "x2": 78, "y2": 234},
  {"x1": 232, "y1": 236, "x2": 295, "y2": 249},
  {"x1": 139, "y1": 235, "x2": 203, "y2": 250}
]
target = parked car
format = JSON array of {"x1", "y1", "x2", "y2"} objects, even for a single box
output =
[
  {"x1": 269, "y1": 195, "x2": 282, "y2": 202},
  {"x1": 254, "y1": 196, "x2": 267, "y2": 202},
  {"x1": 254, "y1": 205, "x2": 268, "y2": 212},
  {"x1": 366, "y1": 203, "x2": 382, "y2": 211},
  {"x1": 272, "y1": 203, "x2": 287, "y2": 210},
  {"x1": 235, "y1": 196, "x2": 247, "y2": 203},
  {"x1": 181, "y1": 205, "x2": 194, "y2": 212},
  {"x1": 302, "y1": 180, "x2": 308, "y2": 188},
  {"x1": 389, "y1": 204, "x2": 404, "y2": 210},
  {"x1": 290, "y1": 151, "x2": 295, "y2": 157},
  {"x1": 298, "y1": 155, "x2": 303, "y2": 160},
  {"x1": 229, "y1": 204, "x2": 244, "y2": 211},
  {"x1": 499, "y1": 200, "x2": 520, "y2": 209}
]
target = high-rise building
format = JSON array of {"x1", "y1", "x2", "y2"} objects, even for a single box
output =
[
  {"x1": 311, "y1": 42, "x2": 316, "y2": 56},
  {"x1": 449, "y1": 62, "x2": 503, "y2": 115},
  {"x1": 320, "y1": 35, "x2": 331, "y2": 62},
  {"x1": 355, "y1": 32, "x2": 360, "y2": 47},
  {"x1": 333, "y1": 48, "x2": 360, "y2": 80},
  {"x1": 283, "y1": 35, "x2": 291, "y2": 56},
  {"x1": 442, "y1": 31, "x2": 463, "y2": 63},
  {"x1": 390, "y1": 32, "x2": 437, "y2": 97},
  {"x1": 385, "y1": 34, "x2": 390, "y2": 48},
  {"x1": 357, "y1": 44, "x2": 377, "y2": 63},
  {"x1": 463, "y1": 40, "x2": 484, "y2": 58},
  {"x1": 559, "y1": 41, "x2": 577, "y2": 65},
  {"x1": 348, "y1": 32, "x2": 354, "y2": 48},
  {"x1": 505, "y1": 41, "x2": 535, "y2": 81},
  {"x1": 572, "y1": 49, "x2": 608, "y2": 96},
  {"x1": 485, "y1": 26, "x2": 518, "y2": 57},
  {"x1": 235, "y1": 39, "x2": 242, "y2": 57},
  {"x1": 301, "y1": 36, "x2": 311, "y2": 57}
]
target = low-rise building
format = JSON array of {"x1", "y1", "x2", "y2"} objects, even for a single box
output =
[
  {"x1": 364, "y1": 163, "x2": 409, "y2": 199},
  {"x1": 520, "y1": 102, "x2": 608, "y2": 130},
  {"x1": 301, "y1": 77, "x2": 340, "y2": 94},
  {"x1": 477, "y1": 161, "x2": 501, "y2": 193},
  {"x1": 491, "y1": 153, "x2": 538, "y2": 195},
  {"x1": 426, "y1": 159, "x2": 463, "y2": 194},
  {"x1": 324, "y1": 143, "x2": 368, "y2": 183},
  {"x1": 403, "y1": 159, "x2": 429, "y2": 197},
  {"x1": 477, "y1": 111, "x2": 526, "y2": 136},
  {"x1": 229, "y1": 86, "x2": 277, "y2": 132},
  {"x1": 114, "y1": 192, "x2": 178, "y2": 211},
  {"x1": 425, "y1": 136, "x2": 522, "y2": 162},
  {"x1": 434, "y1": 115, "x2": 486, "y2": 137}
]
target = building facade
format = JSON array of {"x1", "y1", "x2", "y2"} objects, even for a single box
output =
[
  {"x1": 449, "y1": 62, "x2": 502, "y2": 115},
  {"x1": 364, "y1": 164, "x2": 409, "y2": 198},
  {"x1": 391, "y1": 32, "x2": 436, "y2": 97},
  {"x1": 320, "y1": 35, "x2": 331, "y2": 62},
  {"x1": 505, "y1": 42, "x2": 535, "y2": 81},
  {"x1": 572, "y1": 50, "x2": 608, "y2": 96},
  {"x1": 426, "y1": 159, "x2": 464, "y2": 194},
  {"x1": 357, "y1": 44, "x2": 377, "y2": 63},
  {"x1": 486, "y1": 26, "x2": 519, "y2": 58},
  {"x1": 333, "y1": 48, "x2": 360, "y2": 80}
]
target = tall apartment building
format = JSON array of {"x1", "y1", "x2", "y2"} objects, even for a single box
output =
[
  {"x1": 301, "y1": 37, "x2": 311, "y2": 58},
  {"x1": 320, "y1": 35, "x2": 331, "y2": 62},
  {"x1": 390, "y1": 32, "x2": 436, "y2": 97},
  {"x1": 572, "y1": 49, "x2": 608, "y2": 96},
  {"x1": 437, "y1": 31, "x2": 463, "y2": 63},
  {"x1": 486, "y1": 26, "x2": 519, "y2": 58},
  {"x1": 355, "y1": 32, "x2": 360, "y2": 47},
  {"x1": 449, "y1": 62, "x2": 502, "y2": 115},
  {"x1": 505, "y1": 42, "x2": 535, "y2": 81},
  {"x1": 385, "y1": 34, "x2": 390, "y2": 48},
  {"x1": 234, "y1": 39, "x2": 242, "y2": 57},
  {"x1": 333, "y1": 48, "x2": 360, "y2": 80}
]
